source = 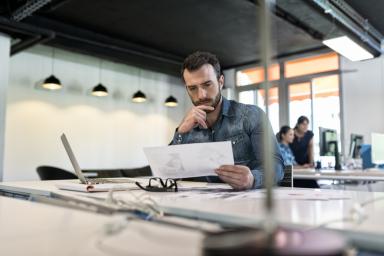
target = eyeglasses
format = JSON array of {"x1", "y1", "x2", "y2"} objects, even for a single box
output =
[{"x1": 135, "y1": 177, "x2": 178, "y2": 192}]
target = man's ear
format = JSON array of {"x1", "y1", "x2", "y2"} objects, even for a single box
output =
[{"x1": 219, "y1": 75, "x2": 224, "y2": 89}]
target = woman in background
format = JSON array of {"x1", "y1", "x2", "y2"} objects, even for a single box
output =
[
  {"x1": 277, "y1": 126, "x2": 296, "y2": 166},
  {"x1": 290, "y1": 116, "x2": 314, "y2": 168}
]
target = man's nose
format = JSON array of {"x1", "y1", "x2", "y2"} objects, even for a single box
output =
[{"x1": 197, "y1": 87, "x2": 207, "y2": 99}]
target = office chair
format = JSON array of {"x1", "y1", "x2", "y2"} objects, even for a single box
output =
[
  {"x1": 121, "y1": 165, "x2": 152, "y2": 177},
  {"x1": 279, "y1": 165, "x2": 293, "y2": 187},
  {"x1": 36, "y1": 165, "x2": 78, "y2": 180},
  {"x1": 293, "y1": 179, "x2": 320, "y2": 188}
]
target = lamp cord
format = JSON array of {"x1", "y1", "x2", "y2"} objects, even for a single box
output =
[
  {"x1": 51, "y1": 47, "x2": 55, "y2": 74},
  {"x1": 99, "y1": 59, "x2": 102, "y2": 84}
]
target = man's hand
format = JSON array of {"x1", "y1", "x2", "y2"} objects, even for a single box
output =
[
  {"x1": 215, "y1": 165, "x2": 254, "y2": 190},
  {"x1": 178, "y1": 105, "x2": 214, "y2": 133}
]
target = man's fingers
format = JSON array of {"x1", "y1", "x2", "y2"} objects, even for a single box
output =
[
  {"x1": 215, "y1": 169, "x2": 242, "y2": 180},
  {"x1": 196, "y1": 105, "x2": 215, "y2": 111},
  {"x1": 218, "y1": 165, "x2": 248, "y2": 174},
  {"x1": 195, "y1": 116, "x2": 208, "y2": 128},
  {"x1": 217, "y1": 174, "x2": 243, "y2": 188},
  {"x1": 194, "y1": 108, "x2": 209, "y2": 116},
  {"x1": 215, "y1": 165, "x2": 254, "y2": 190},
  {"x1": 194, "y1": 111, "x2": 207, "y2": 122}
]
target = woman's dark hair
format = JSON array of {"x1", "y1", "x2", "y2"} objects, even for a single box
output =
[
  {"x1": 181, "y1": 51, "x2": 222, "y2": 83},
  {"x1": 276, "y1": 125, "x2": 292, "y2": 142},
  {"x1": 295, "y1": 116, "x2": 309, "y2": 129}
]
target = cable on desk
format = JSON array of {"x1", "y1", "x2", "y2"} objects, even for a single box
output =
[
  {"x1": 305, "y1": 196, "x2": 384, "y2": 231},
  {"x1": 104, "y1": 189, "x2": 163, "y2": 219}
]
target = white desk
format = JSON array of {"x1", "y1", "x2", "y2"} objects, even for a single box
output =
[
  {"x1": 0, "y1": 195, "x2": 111, "y2": 256},
  {"x1": 1, "y1": 180, "x2": 384, "y2": 253},
  {"x1": 0, "y1": 189, "x2": 204, "y2": 256},
  {"x1": 293, "y1": 168, "x2": 384, "y2": 181}
]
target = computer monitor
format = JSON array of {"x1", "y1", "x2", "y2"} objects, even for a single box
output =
[
  {"x1": 371, "y1": 133, "x2": 384, "y2": 165},
  {"x1": 319, "y1": 127, "x2": 338, "y2": 156},
  {"x1": 319, "y1": 127, "x2": 341, "y2": 170},
  {"x1": 349, "y1": 134, "x2": 364, "y2": 159}
]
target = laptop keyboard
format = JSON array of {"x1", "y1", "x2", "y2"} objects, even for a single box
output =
[{"x1": 87, "y1": 178, "x2": 135, "y2": 184}]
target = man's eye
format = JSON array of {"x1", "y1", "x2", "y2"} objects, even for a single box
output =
[{"x1": 188, "y1": 87, "x2": 196, "y2": 91}]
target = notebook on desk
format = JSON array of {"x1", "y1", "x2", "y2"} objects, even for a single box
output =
[{"x1": 60, "y1": 133, "x2": 136, "y2": 185}]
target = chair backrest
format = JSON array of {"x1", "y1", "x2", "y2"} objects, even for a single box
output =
[
  {"x1": 36, "y1": 165, "x2": 78, "y2": 180},
  {"x1": 121, "y1": 165, "x2": 152, "y2": 177},
  {"x1": 279, "y1": 165, "x2": 293, "y2": 187}
]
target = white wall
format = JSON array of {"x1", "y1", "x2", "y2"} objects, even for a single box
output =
[
  {"x1": 4, "y1": 45, "x2": 191, "y2": 181},
  {"x1": 0, "y1": 33, "x2": 10, "y2": 181},
  {"x1": 341, "y1": 55, "x2": 384, "y2": 151}
]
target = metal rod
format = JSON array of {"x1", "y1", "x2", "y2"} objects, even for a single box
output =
[
  {"x1": 313, "y1": 0, "x2": 382, "y2": 54},
  {"x1": 329, "y1": 0, "x2": 383, "y2": 42},
  {"x1": 12, "y1": 0, "x2": 52, "y2": 22},
  {"x1": 259, "y1": 0, "x2": 276, "y2": 234}
]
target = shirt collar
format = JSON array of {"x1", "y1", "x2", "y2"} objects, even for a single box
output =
[{"x1": 221, "y1": 97, "x2": 233, "y2": 117}]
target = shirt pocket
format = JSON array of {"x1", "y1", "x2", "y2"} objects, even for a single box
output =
[{"x1": 228, "y1": 133, "x2": 251, "y2": 163}]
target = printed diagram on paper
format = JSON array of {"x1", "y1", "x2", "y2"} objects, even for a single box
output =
[{"x1": 144, "y1": 141, "x2": 234, "y2": 179}]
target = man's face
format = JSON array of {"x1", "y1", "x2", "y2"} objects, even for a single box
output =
[{"x1": 183, "y1": 64, "x2": 224, "y2": 111}]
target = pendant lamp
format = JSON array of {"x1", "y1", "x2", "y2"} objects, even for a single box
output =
[
  {"x1": 164, "y1": 95, "x2": 178, "y2": 107},
  {"x1": 132, "y1": 69, "x2": 147, "y2": 103},
  {"x1": 91, "y1": 59, "x2": 108, "y2": 97},
  {"x1": 42, "y1": 48, "x2": 62, "y2": 90}
]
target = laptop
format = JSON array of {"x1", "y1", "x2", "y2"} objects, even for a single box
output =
[{"x1": 60, "y1": 133, "x2": 134, "y2": 184}]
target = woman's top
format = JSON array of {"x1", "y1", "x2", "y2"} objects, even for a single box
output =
[
  {"x1": 279, "y1": 143, "x2": 297, "y2": 166},
  {"x1": 289, "y1": 130, "x2": 314, "y2": 165}
]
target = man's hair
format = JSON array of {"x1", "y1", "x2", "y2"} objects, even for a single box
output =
[{"x1": 181, "y1": 51, "x2": 222, "y2": 82}]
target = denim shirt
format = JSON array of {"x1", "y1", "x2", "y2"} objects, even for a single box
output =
[
  {"x1": 171, "y1": 97, "x2": 284, "y2": 189},
  {"x1": 279, "y1": 143, "x2": 297, "y2": 166}
]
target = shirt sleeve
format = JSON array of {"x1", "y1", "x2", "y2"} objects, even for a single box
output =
[
  {"x1": 171, "y1": 128, "x2": 187, "y2": 145},
  {"x1": 245, "y1": 106, "x2": 285, "y2": 189}
]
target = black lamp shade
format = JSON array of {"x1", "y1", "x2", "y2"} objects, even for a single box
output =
[
  {"x1": 165, "y1": 95, "x2": 178, "y2": 107},
  {"x1": 42, "y1": 75, "x2": 62, "y2": 90},
  {"x1": 91, "y1": 83, "x2": 108, "y2": 97},
  {"x1": 132, "y1": 90, "x2": 147, "y2": 103}
]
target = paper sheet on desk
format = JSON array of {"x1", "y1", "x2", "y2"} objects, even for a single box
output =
[
  {"x1": 56, "y1": 182, "x2": 138, "y2": 192},
  {"x1": 144, "y1": 141, "x2": 234, "y2": 178}
]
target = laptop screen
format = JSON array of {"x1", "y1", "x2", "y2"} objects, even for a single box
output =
[{"x1": 60, "y1": 133, "x2": 87, "y2": 183}]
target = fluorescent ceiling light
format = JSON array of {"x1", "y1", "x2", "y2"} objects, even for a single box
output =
[{"x1": 323, "y1": 36, "x2": 374, "y2": 61}]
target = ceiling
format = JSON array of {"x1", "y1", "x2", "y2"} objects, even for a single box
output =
[{"x1": 0, "y1": 0, "x2": 382, "y2": 77}]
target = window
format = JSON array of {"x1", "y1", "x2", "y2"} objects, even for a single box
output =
[
  {"x1": 288, "y1": 76, "x2": 340, "y2": 158},
  {"x1": 312, "y1": 75, "x2": 341, "y2": 156},
  {"x1": 238, "y1": 90, "x2": 255, "y2": 105},
  {"x1": 285, "y1": 52, "x2": 339, "y2": 78},
  {"x1": 236, "y1": 52, "x2": 341, "y2": 153},
  {"x1": 238, "y1": 87, "x2": 279, "y2": 133},
  {"x1": 257, "y1": 87, "x2": 280, "y2": 133},
  {"x1": 289, "y1": 82, "x2": 312, "y2": 128},
  {"x1": 236, "y1": 64, "x2": 280, "y2": 86}
]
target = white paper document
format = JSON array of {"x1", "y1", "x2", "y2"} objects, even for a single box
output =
[
  {"x1": 56, "y1": 182, "x2": 138, "y2": 192},
  {"x1": 143, "y1": 141, "x2": 234, "y2": 178}
]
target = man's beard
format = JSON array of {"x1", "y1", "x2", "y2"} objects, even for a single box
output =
[{"x1": 193, "y1": 90, "x2": 222, "y2": 113}]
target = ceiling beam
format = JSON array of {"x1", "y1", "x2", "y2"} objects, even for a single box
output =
[
  {"x1": 24, "y1": 15, "x2": 184, "y2": 76},
  {"x1": 0, "y1": 16, "x2": 55, "y2": 55}
]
